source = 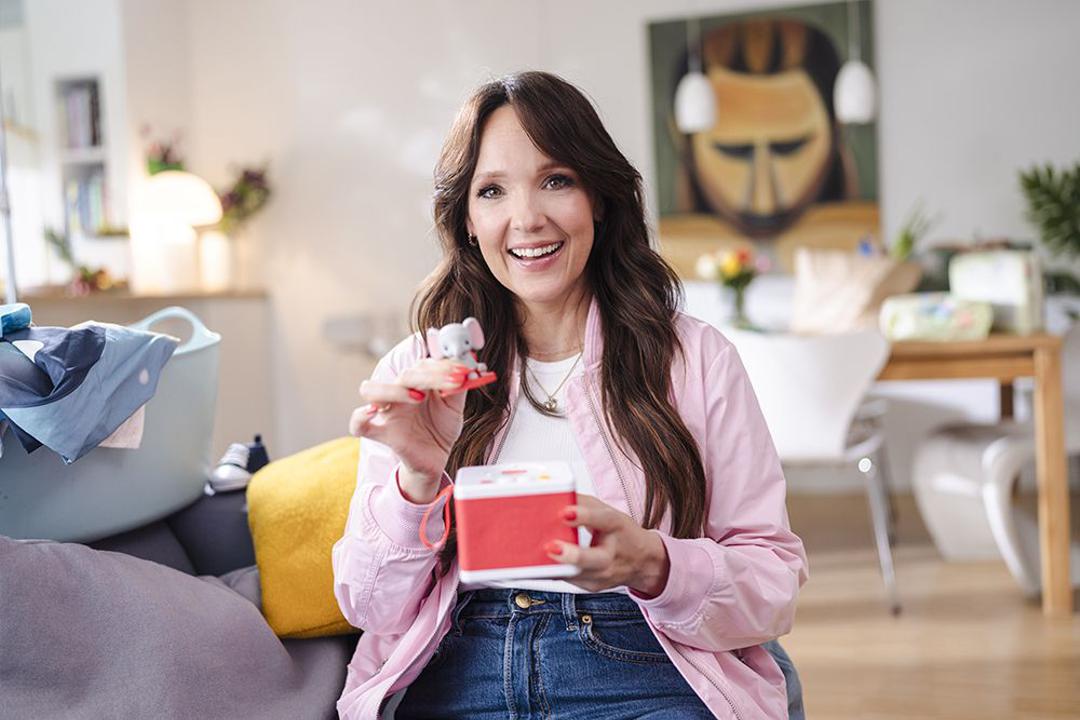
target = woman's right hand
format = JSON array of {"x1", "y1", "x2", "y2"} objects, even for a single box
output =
[{"x1": 348, "y1": 359, "x2": 471, "y2": 503}]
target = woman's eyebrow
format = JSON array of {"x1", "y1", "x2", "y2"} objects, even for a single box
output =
[
  {"x1": 472, "y1": 170, "x2": 505, "y2": 184},
  {"x1": 537, "y1": 160, "x2": 573, "y2": 174},
  {"x1": 473, "y1": 161, "x2": 573, "y2": 186}
]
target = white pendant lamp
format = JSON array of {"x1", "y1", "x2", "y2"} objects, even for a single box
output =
[
  {"x1": 674, "y1": 17, "x2": 717, "y2": 133},
  {"x1": 834, "y1": 0, "x2": 878, "y2": 124}
]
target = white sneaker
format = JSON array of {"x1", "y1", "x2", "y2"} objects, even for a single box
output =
[{"x1": 208, "y1": 442, "x2": 252, "y2": 493}]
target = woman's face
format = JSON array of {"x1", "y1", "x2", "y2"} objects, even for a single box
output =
[{"x1": 466, "y1": 105, "x2": 597, "y2": 309}]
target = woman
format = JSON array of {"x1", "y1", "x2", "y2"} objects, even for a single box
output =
[{"x1": 333, "y1": 71, "x2": 808, "y2": 719}]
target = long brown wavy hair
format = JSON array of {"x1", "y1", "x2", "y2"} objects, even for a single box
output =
[{"x1": 412, "y1": 71, "x2": 707, "y2": 576}]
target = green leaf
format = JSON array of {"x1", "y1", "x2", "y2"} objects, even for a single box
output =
[{"x1": 1019, "y1": 161, "x2": 1080, "y2": 257}]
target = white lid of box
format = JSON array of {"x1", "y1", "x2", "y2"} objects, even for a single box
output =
[{"x1": 454, "y1": 461, "x2": 574, "y2": 500}]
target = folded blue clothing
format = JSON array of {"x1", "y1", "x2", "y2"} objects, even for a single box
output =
[
  {"x1": 0, "y1": 303, "x2": 32, "y2": 337},
  {"x1": 1, "y1": 322, "x2": 179, "y2": 464},
  {"x1": 0, "y1": 340, "x2": 53, "y2": 453}
]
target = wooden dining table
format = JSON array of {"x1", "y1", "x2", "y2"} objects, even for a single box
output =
[{"x1": 879, "y1": 333, "x2": 1072, "y2": 617}]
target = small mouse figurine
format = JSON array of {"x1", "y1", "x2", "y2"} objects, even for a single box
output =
[{"x1": 426, "y1": 317, "x2": 497, "y2": 396}]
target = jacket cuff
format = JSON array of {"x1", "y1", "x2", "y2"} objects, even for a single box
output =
[
  {"x1": 631, "y1": 533, "x2": 715, "y2": 627},
  {"x1": 367, "y1": 465, "x2": 453, "y2": 551}
]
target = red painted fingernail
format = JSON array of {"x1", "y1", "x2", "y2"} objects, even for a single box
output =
[
  {"x1": 544, "y1": 541, "x2": 562, "y2": 555},
  {"x1": 561, "y1": 508, "x2": 577, "y2": 521},
  {"x1": 408, "y1": 389, "x2": 426, "y2": 401}
]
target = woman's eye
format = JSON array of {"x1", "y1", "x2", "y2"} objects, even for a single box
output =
[
  {"x1": 543, "y1": 174, "x2": 574, "y2": 190},
  {"x1": 477, "y1": 185, "x2": 502, "y2": 199}
]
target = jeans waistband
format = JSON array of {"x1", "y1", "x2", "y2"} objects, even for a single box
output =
[{"x1": 455, "y1": 589, "x2": 643, "y2": 626}]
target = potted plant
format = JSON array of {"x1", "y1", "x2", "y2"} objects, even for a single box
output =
[{"x1": 1019, "y1": 161, "x2": 1080, "y2": 299}]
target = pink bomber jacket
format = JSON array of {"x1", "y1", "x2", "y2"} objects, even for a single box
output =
[{"x1": 332, "y1": 299, "x2": 809, "y2": 719}]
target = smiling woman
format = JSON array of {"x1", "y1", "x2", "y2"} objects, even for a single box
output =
[
  {"x1": 466, "y1": 107, "x2": 598, "y2": 312},
  {"x1": 334, "y1": 71, "x2": 808, "y2": 720}
]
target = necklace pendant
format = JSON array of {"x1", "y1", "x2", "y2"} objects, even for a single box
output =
[{"x1": 543, "y1": 398, "x2": 558, "y2": 412}]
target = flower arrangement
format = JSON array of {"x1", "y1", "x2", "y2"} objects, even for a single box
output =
[
  {"x1": 217, "y1": 165, "x2": 271, "y2": 234},
  {"x1": 696, "y1": 247, "x2": 770, "y2": 327},
  {"x1": 140, "y1": 125, "x2": 185, "y2": 175}
]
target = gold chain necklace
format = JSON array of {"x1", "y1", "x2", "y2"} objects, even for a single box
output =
[{"x1": 526, "y1": 351, "x2": 583, "y2": 413}]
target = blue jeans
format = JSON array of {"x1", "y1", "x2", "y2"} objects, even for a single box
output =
[{"x1": 396, "y1": 589, "x2": 804, "y2": 719}]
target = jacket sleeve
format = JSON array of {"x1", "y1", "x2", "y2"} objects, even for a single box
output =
[
  {"x1": 331, "y1": 341, "x2": 452, "y2": 637},
  {"x1": 633, "y1": 341, "x2": 809, "y2": 652}
]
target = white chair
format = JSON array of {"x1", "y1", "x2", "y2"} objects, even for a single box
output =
[
  {"x1": 723, "y1": 327, "x2": 900, "y2": 614},
  {"x1": 912, "y1": 324, "x2": 1080, "y2": 596}
]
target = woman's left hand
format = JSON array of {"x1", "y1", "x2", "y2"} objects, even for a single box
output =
[{"x1": 545, "y1": 494, "x2": 671, "y2": 598}]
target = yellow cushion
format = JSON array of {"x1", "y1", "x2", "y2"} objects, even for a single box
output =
[{"x1": 246, "y1": 436, "x2": 360, "y2": 638}]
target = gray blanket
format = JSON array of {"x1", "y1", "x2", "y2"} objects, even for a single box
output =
[{"x1": 0, "y1": 535, "x2": 353, "y2": 719}]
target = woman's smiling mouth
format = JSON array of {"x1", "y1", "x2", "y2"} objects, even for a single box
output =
[{"x1": 508, "y1": 241, "x2": 564, "y2": 259}]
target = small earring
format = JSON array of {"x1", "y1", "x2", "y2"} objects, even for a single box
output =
[{"x1": 468, "y1": 234, "x2": 478, "y2": 246}]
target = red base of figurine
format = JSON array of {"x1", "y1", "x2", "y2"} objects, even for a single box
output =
[{"x1": 439, "y1": 371, "x2": 497, "y2": 398}]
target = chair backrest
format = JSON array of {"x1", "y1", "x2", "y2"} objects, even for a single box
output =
[{"x1": 722, "y1": 326, "x2": 890, "y2": 463}]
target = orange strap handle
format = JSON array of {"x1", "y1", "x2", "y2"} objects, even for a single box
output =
[{"x1": 418, "y1": 483, "x2": 455, "y2": 551}]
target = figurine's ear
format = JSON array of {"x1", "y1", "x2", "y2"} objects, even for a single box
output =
[
  {"x1": 426, "y1": 328, "x2": 443, "y2": 358},
  {"x1": 463, "y1": 317, "x2": 484, "y2": 350}
]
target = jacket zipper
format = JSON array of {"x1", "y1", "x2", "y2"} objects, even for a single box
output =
[
  {"x1": 673, "y1": 647, "x2": 744, "y2": 720},
  {"x1": 584, "y1": 376, "x2": 743, "y2": 720},
  {"x1": 488, "y1": 397, "x2": 518, "y2": 464}
]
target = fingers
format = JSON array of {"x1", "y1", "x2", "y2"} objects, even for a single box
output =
[
  {"x1": 561, "y1": 494, "x2": 626, "y2": 533},
  {"x1": 545, "y1": 540, "x2": 611, "y2": 572},
  {"x1": 348, "y1": 404, "x2": 384, "y2": 440},
  {"x1": 397, "y1": 359, "x2": 472, "y2": 393},
  {"x1": 359, "y1": 380, "x2": 421, "y2": 407}
]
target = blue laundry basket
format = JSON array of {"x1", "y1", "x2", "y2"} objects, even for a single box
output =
[{"x1": 0, "y1": 307, "x2": 220, "y2": 542}]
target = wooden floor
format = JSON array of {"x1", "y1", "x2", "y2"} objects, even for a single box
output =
[{"x1": 783, "y1": 493, "x2": 1080, "y2": 720}]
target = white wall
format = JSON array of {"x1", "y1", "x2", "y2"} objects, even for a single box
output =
[
  {"x1": 184, "y1": 0, "x2": 547, "y2": 454},
  {"x1": 21, "y1": 0, "x2": 128, "y2": 286},
  {"x1": 876, "y1": 0, "x2": 1080, "y2": 244},
  {"x1": 119, "y1": 0, "x2": 192, "y2": 240},
  {"x1": 170, "y1": 0, "x2": 1080, "y2": 462}
]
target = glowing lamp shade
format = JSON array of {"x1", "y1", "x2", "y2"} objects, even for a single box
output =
[
  {"x1": 834, "y1": 60, "x2": 878, "y2": 124},
  {"x1": 674, "y1": 71, "x2": 717, "y2": 133},
  {"x1": 129, "y1": 171, "x2": 223, "y2": 294}
]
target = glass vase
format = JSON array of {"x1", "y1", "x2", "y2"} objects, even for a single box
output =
[{"x1": 730, "y1": 285, "x2": 750, "y2": 328}]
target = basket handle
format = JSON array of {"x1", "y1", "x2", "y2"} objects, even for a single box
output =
[{"x1": 128, "y1": 306, "x2": 221, "y2": 354}]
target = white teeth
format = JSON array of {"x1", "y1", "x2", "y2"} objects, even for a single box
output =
[{"x1": 510, "y1": 242, "x2": 562, "y2": 259}]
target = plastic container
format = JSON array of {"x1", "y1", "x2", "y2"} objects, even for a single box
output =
[
  {"x1": 0, "y1": 307, "x2": 220, "y2": 542},
  {"x1": 454, "y1": 462, "x2": 585, "y2": 584}
]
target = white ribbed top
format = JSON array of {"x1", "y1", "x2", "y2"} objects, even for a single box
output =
[{"x1": 460, "y1": 353, "x2": 624, "y2": 594}]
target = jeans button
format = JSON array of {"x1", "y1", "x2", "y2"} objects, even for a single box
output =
[{"x1": 514, "y1": 593, "x2": 531, "y2": 609}]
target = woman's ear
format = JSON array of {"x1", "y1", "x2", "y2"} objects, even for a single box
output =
[{"x1": 466, "y1": 218, "x2": 475, "y2": 237}]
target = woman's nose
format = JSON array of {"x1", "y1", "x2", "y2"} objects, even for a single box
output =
[{"x1": 510, "y1": 190, "x2": 546, "y2": 234}]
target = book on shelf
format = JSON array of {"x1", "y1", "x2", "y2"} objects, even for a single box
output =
[
  {"x1": 62, "y1": 83, "x2": 101, "y2": 149},
  {"x1": 64, "y1": 168, "x2": 108, "y2": 237}
]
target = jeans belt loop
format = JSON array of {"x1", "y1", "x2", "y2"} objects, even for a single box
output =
[{"x1": 561, "y1": 592, "x2": 578, "y2": 629}]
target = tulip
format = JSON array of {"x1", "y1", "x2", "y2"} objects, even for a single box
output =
[{"x1": 720, "y1": 251, "x2": 741, "y2": 279}]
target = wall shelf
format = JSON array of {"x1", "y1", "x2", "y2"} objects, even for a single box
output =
[{"x1": 61, "y1": 146, "x2": 107, "y2": 165}]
